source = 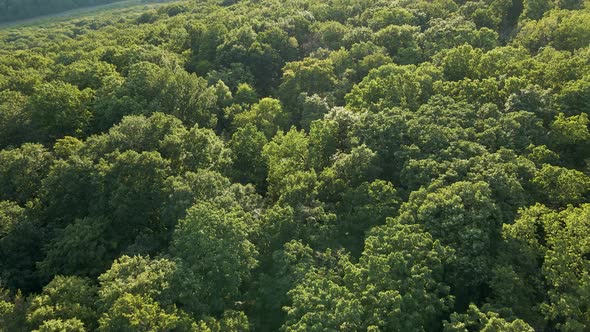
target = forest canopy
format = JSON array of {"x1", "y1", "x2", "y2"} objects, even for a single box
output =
[{"x1": 1, "y1": 0, "x2": 590, "y2": 331}]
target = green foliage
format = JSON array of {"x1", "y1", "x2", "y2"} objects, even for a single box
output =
[
  {"x1": 556, "y1": 75, "x2": 590, "y2": 116},
  {"x1": 516, "y1": 10, "x2": 590, "y2": 52},
  {"x1": 421, "y1": 16, "x2": 498, "y2": 56},
  {"x1": 283, "y1": 219, "x2": 454, "y2": 331},
  {"x1": 0, "y1": 201, "x2": 24, "y2": 238},
  {"x1": 444, "y1": 304, "x2": 535, "y2": 332},
  {"x1": 373, "y1": 24, "x2": 421, "y2": 64},
  {"x1": 505, "y1": 204, "x2": 590, "y2": 331},
  {"x1": 92, "y1": 61, "x2": 218, "y2": 131},
  {"x1": 1, "y1": 0, "x2": 590, "y2": 331},
  {"x1": 0, "y1": 143, "x2": 53, "y2": 204},
  {"x1": 37, "y1": 217, "x2": 114, "y2": 278},
  {"x1": 346, "y1": 63, "x2": 442, "y2": 111},
  {"x1": 175, "y1": 124, "x2": 232, "y2": 172},
  {"x1": 0, "y1": 289, "x2": 26, "y2": 332},
  {"x1": 101, "y1": 150, "x2": 171, "y2": 241},
  {"x1": 97, "y1": 256, "x2": 177, "y2": 310},
  {"x1": 170, "y1": 202, "x2": 258, "y2": 315},
  {"x1": 397, "y1": 181, "x2": 503, "y2": 303},
  {"x1": 34, "y1": 319, "x2": 85, "y2": 332},
  {"x1": 26, "y1": 276, "x2": 97, "y2": 330},
  {"x1": 279, "y1": 58, "x2": 336, "y2": 108},
  {"x1": 522, "y1": 0, "x2": 554, "y2": 20},
  {"x1": 312, "y1": 21, "x2": 349, "y2": 50},
  {"x1": 0, "y1": 206, "x2": 43, "y2": 292},
  {"x1": 299, "y1": 94, "x2": 331, "y2": 131},
  {"x1": 532, "y1": 164, "x2": 590, "y2": 205},
  {"x1": 0, "y1": 90, "x2": 29, "y2": 148},
  {"x1": 263, "y1": 128, "x2": 312, "y2": 202},
  {"x1": 352, "y1": 220, "x2": 455, "y2": 331},
  {"x1": 229, "y1": 124, "x2": 268, "y2": 188},
  {"x1": 283, "y1": 276, "x2": 363, "y2": 331},
  {"x1": 550, "y1": 112, "x2": 590, "y2": 145},
  {"x1": 97, "y1": 293, "x2": 180, "y2": 332},
  {"x1": 60, "y1": 60, "x2": 122, "y2": 91},
  {"x1": 28, "y1": 81, "x2": 93, "y2": 141},
  {"x1": 234, "y1": 98, "x2": 288, "y2": 139},
  {"x1": 434, "y1": 44, "x2": 483, "y2": 81}
]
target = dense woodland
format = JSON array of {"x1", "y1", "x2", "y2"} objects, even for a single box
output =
[{"x1": 1, "y1": 0, "x2": 590, "y2": 330}]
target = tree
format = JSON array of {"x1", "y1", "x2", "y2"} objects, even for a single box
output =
[
  {"x1": 228, "y1": 124, "x2": 268, "y2": 188},
  {"x1": 250, "y1": 240, "x2": 316, "y2": 331},
  {"x1": 282, "y1": 219, "x2": 455, "y2": 331},
  {"x1": 373, "y1": 25, "x2": 421, "y2": 64},
  {"x1": 364, "y1": 7, "x2": 417, "y2": 30},
  {"x1": 349, "y1": 220, "x2": 455, "y2": 331},
  {"x1": 0, "y1": 288, "x2": 26, "y2": 332},
  {"x1": 0, "y1": 207, "x2": 44, "y2": 292},
  {"x1": 550, "y1": 112, "x2": 590, "y2": 145},
  {"x1": 323, "y1": 145, "x2": 380, "y2": 188},
  {"x1": 96, "y1": 62, "x2": 218, "y2": 130},
  {"x1": 309, "y1": 107, "x2": 359, "y2": 170},
  {"x1": 26, "y1": 276, "x2": 97, "y2": 331},
  {"x1": 0, "y1": 90, "x2": 29, "y2": 148},
  {"x1": 505, "y1": 85, "x2": 554, "y2": 124},
  {"x1": 522, "y1": 0, "x2": 553, "y2": 20},
  {"x1": 234, "y1": 98, "x2": 289, "y2": 139},
  {"x1": 444, "y1": 304, "x2": 534, "y2": 332},
  {"x1": 97, "y1": 293, "x2": 180, "y2": 332},
  {"x1": 556, "y1": 76, "x2": 590, "y2": 117},
  {"x1": 434, "y1": 44, "x2": 483, "y2": 82},
  {"x1": 170, "y1": 202, "x2": 258, "y2": 315},
  {"x1": 556, "y1": 0, "x2": 584, "y2": 9},
  {"x1": 0, "y1": 143, "x2": 53, "y2": 204},
  {"x1": 397, "y1": 181, "x2": 503, "y2": 305},
  {"x1": 257, "y1": 27, "x2": 299, "y2": 63},
  {"x1": 516, "y1": 10, "x2": 590, "y2": 52},
  {"x1": 298, "y1": 94, "x2": 331, "y2": 131},
  {"x1": 161, "y1": 170, "x2": 243, "y2": 230},
  {"x1": 34, "y1": 319, "x2": 86, "y2": 332},
  {"x1": 97, "y1": 256, "x2": 177, "y2": 310},
  {"x1": 327, "y1": 179, "x2": 400, "y2": 256},
  {"x1": 346, "y1": 63, "x2": 441, "y2": 111},
  {"x1": 173, "y1": 124, "x2": 232, "y2": 173},
  {"x1": 232, "y1": 83, "x2": 258, "y2": 106},
  {"x1": 158, "y1": 68, "x2": 218, "y2": 128},
  {"x1": 60, "y1": 60, "x2": 122, "y2": 91},
  {"x1": 283, "y1": 275, "x2": 363, "y2": 332},
  {"x1": 37, "y1": 217, "x2": 114, "y2": 279},
  {"x1": 0, "y1": 201, "x2": 24, "y2": 238},
  {"x1": 312, "y1": 21, "x2": 349, "y2": 50},
  {"x1": 28, "y1": 81, "x2": 93, "y2": 140},
  {"x1": 85, "y1": 112, "x2": 186, "y2": 157},
  {"x1": 532, "y1": 164, "x2": 590, "y2": 206},
  {"x1": 38, "y1": 156, "x2": 101, "y2": 225},
  {"x1": 421, "y1": 16, "x2": 498, "y2": 56},
  {"x1": 504, "y1": 204, "x2": 590, "y2": 331},
  {"x1": 279, "y1": 58, "x2": 336, "y2": 109},
  {"x1": 263, "y1": 128, "x2": 312, "y2": 202},
  {"x1": 98, "y1": 150, "x2": 172, "y2": 253}
]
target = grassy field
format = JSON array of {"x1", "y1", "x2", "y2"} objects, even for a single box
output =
[{"x1": 0, "y1": 0, "x2": 174, "y2": 29}]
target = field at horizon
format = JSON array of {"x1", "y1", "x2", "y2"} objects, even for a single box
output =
[{"x1": 0, "y1": 0, "x2": 175, "y2": 29}]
